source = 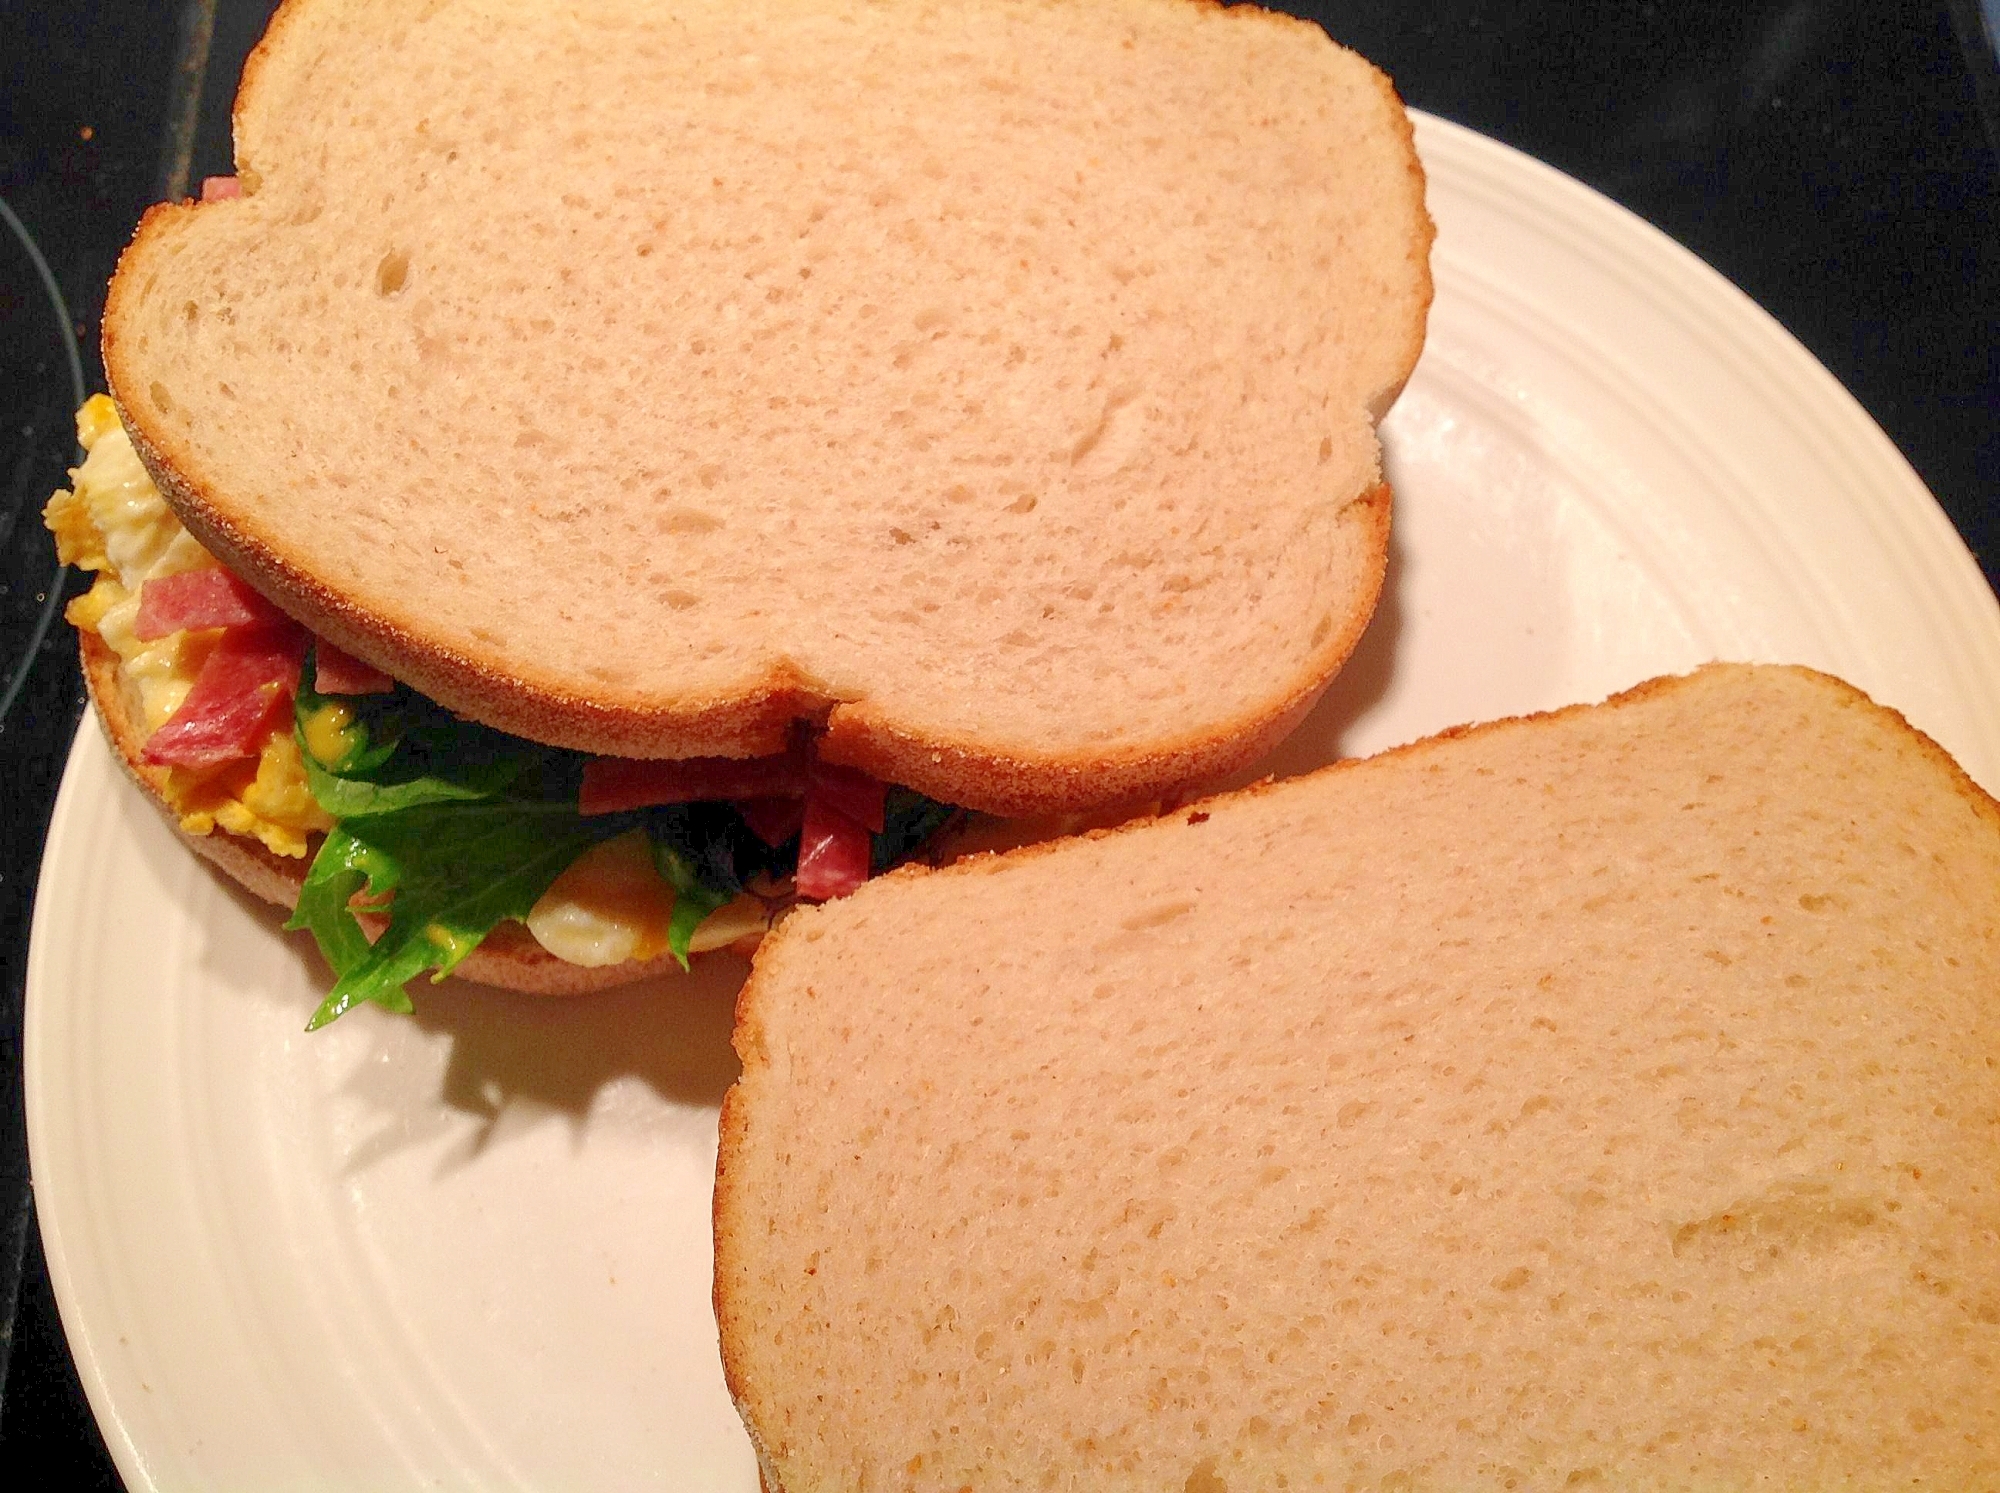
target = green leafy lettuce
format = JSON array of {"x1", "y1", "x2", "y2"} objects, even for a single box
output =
[
  {"x1": 873, "y1": 786, "x2": 961, "y2": 872},
  {"x1": 286, "y1": 679, "x2": 655, "y2": 1027},
  {"x1": 292, "y1": 807, "x2": 622, "y2": 1029},
  {"x1": 285, "y1": 667, "x2": 960, "y2": 1028},
  {"x1": 655, "y1": 844, "x2": 731, "y2": 964}
]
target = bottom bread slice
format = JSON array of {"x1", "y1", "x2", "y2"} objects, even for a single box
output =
[{"x1": 714, "y1": 663, "x2": 2000, "y2": 1492}]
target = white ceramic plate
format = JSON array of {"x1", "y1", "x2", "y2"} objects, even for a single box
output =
[{"x1": 28, "y1": 113, "x2": 2000, "y2": 1491}]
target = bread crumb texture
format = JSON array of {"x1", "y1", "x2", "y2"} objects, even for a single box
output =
[
  {"x1": 716, "y1": 664, "x2": 2000, "y2": 1491},
  {"x1": 103, "y1": 0, "x2": 1430, "y2": 795}
]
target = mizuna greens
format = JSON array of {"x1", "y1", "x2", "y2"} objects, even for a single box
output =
[{"x1": 286, "y1": 667, "x2": 955, "y2": 1029}]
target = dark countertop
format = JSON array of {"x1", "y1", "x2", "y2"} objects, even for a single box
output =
[{"x1": 3, "y1": 1, "x2": 1995, "y2": 1482}]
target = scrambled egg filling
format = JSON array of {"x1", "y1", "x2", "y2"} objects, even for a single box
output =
[
  {"x1": 47, "y1": 396, "x2": 767, "y2": 963},
  {"x1": 46, "y1": 395, "x2": 332, "y2": 858},
  {"x1": 526, "y1": 831, "x2": 772, "y2": 965}
]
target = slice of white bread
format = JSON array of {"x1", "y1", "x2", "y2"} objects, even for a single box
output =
[
  {"x1": 715, "y1": 664, "x2": 2000, "y2": 1490},
  {"x1": 78, "y1": 630, "x2": 700, "y2": 995},
  {"x1": 101, "y1": 0, "x2": 1431, "y2": 815}
]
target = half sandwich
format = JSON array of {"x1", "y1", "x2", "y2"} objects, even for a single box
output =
[
  {"x1": 52, "y1": 0, "x2": 1432, "y2": 1024},
  {"x1": 717, "y1": 664, "x2": 2000, "y2": 1489}
]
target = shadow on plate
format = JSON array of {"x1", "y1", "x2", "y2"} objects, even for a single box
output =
[
  {"x1": 176, "y1": 839, "x2": 747, "y2": 1176},
  {"x1": 407, "y1": 954, "x2": 746, "y2": 1124},
  {"x1": 333, "y1": 936, "x2": 746, "y2": 1179}
]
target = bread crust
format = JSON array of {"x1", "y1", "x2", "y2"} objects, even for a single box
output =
[
  {"x1": 78, "y1": 630, "x2": 703, "y2": 997},
  {"x1": 100, "y1": 0, "x2": 1431, "y2": 815}
]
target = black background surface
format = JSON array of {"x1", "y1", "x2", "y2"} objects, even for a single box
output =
[{"x1": 2, "y1": 1, "x2": 1995, "y2": 1481}]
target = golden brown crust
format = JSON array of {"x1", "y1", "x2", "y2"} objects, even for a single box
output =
[
  {"x1": 78, "y1": 630, "x2": 707, "y2": 996},
  {"x1": 1370, "y1": 72, "x2": 1437, "y2": 421},
  {"x1": 714, "y1": 916, "x2": 810, "y2": 1484},
  {"x1": 712, "y1": 1075, "x2": 765, "y2": 1469},
  {"x1": 226, "y1": 0, "x2": 310, "y2": 192}
]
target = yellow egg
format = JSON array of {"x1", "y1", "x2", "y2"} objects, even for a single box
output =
[
  {"x1": 224, "y1": 732, "x2": 335, "y2": 855},
  {"x1": 44, "y1": 484, "x2": 106, "y2": 571},
  {"x1": 45, "y1": 398, "x2": 322, "y2": 858},
  {"x1": 301, "y1": 699, "x2": 360, "y2": 768},
  {"x1": 527, "y1": 830, "x2": 679, "y2": 967},
  {"x1": 528, "y1": 829, "x2": 771, "y2": 966},
  {"x1": 75, "y1": 392, "x2": 120, "y2": 447}
]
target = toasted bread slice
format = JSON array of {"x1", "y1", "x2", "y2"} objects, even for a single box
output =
[
  {"x1": 102, "y1": 0, "x2": 1430, "y2": 815},
  {"x1": 79, "y1": 629, "x2": 705, "y2": 996},
  {"x1": 716, "y1": 664, "x2": 2000, "y2": 1490}
]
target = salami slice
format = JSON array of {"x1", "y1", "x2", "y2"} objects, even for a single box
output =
[
  {"x1": 142, "y1": 626, "x2": 306, "y2": 767},
  {"x1": 135, "y1": 568, "x2": 289, "y2": 640}
]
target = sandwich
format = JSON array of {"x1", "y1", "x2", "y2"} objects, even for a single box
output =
[
  {"x1": 715, "y1": 663, "x2": 2000, "y2": 1489},
  {"x1": 46, "y1": 0, "x2": 1433, "y2": 1025}
]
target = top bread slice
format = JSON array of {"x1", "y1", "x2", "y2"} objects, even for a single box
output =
[
  {"x1": 101, "y1": 0, "x2": 1430, "y2": 815},
  {"x1": 715, "y1": 664, "x2": 2000, "y2": 1490}
]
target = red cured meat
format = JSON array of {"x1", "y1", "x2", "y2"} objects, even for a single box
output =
[
  {"x1": 313, "y1": 641, "x2": 395, "y2": 695},
  {"x1": 135, "y1": 568, "x2": 289, "y2": 640},
  {"x1": 806, "y1": 759, "x2": 887, "y2": 832},
  {"x1": 735, "y1": 796, "x2": 806, "y2": 848},
  {"x1": 142, "y1": 626, "x2": 306, "y2": 768},
  {"x1": 201, "y1": 175, "x2": 240, "y2": 201},
  {"x1": 580, "y1": 749, "x2": 807, "y2": 816},
  {"x1": 794, "y1": 796, "x2": 872, "y2": 900}
]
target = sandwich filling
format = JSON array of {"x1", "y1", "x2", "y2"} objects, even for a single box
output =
[{"x1": 46, "y1": 396, "x2": 957, "y2": 1026}]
